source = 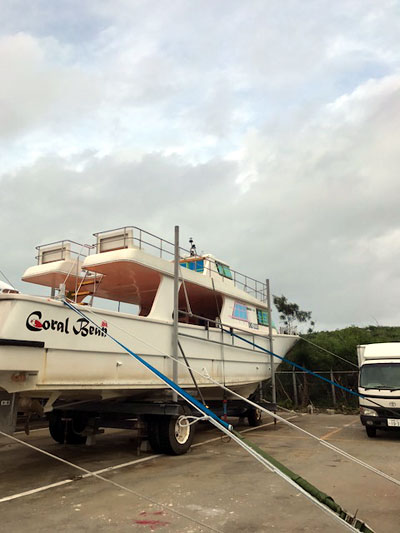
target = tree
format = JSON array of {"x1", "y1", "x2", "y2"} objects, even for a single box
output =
[{"x1": 273, "y1": 294, "x2": 314, "y2": 334}]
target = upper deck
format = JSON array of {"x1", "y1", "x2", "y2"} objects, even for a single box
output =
[
  {"x1": 22, "y1": 226, "x2": 268, "y2": 303},
  {"x1": 21, "y1": 226, "x2": 275, "y2": 332}
]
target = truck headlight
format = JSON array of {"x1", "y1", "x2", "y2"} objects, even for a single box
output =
[{"x1": 360, "y1": 407, "x2": 378, "y2": 417}]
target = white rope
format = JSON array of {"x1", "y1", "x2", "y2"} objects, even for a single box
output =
[
  {"x1": 299, "y1": 336, "x2": 359, "y2": 369},
  {"x1": 178, "y1": 415, "x2": 209, "y2": 427},
  {"x1": 62, "y1": 303, "x2": 367, "y2": 531},
  {"x1": 61, "y1": 245, "x2": 87, "y2": 289},
  {"x1": 195, "y1": 420, "x2": 360, "y2": 532},
  {"x1": 81, "y1": 305, "x2": 400, "y2": 490},
  {"x1": 1, "y1": 417, "x2": 298, "y2": 505},
  {"x1": 0, "y1": 429, "x2": 223, "y2": 533}
]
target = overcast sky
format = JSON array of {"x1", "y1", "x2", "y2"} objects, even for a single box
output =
[{"x1": 1, "y1": 1, "x2": 400, "y2": 331}]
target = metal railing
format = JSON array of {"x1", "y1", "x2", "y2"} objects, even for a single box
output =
[
  {"x1": 93, "y1": 226, "x2": 267, "y2": 301},
  {"x1": 177, "y1": 310, "x2": 271, "y2": 351},
  {"x1": 35, "y1": 240, "x2": 94, "y2": 265},
  {"x1": 93, "y1": 225, "x2": 190, "y2": 258},
  {"x1": 32, "y1": 227, "x2": 268, "y2": 301}
]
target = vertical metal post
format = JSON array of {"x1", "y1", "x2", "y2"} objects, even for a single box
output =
[
  {"x1": 266, "y1": 279, "x2": 276, "y2": 405},
  {"x1": 292, "y1": 369, "x2": 298, "y2": 407},
  {"x1": 172, "y1": 225, "x2": 179, "y2": 402},
  {"x1": 330, "y1": 369, "x2": 337, "y2": 407}
]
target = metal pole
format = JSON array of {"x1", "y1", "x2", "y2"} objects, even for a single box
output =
[
  {"x1": 266, "y1": 279, "x2": 276, "y2": 405},
  {"x1": 330, "y1": 369, "x2": 337, "y2": 407},
  {"x1": 292, "y1": 369, "x2": 298, "y2": 407},
  {"x1": 172, "y1": 225, "x2": 179, "y2": 402}
]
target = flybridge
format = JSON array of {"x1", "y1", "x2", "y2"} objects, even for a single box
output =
[{"x1": 22, "y1": 225, "x2": 268, "y2": 303}]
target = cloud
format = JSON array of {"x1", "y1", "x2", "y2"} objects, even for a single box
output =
[
  {"x1": 0, "y1": 33, "x2": 100, "y2": 140},
  {"x1": 231, "y1": 74, "x2": 400, "y2": 328},
  {"x1": 2, "y1": 1, "x2": 400, "y2": 331},
  {"x1": 0, "y1": 151, "x2": 238, "y2": 288}
]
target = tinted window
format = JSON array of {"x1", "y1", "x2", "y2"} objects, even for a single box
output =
[
  {"x1": 216, "y1": 262, "x2": 233, "y2": 279},
  {"x1": 233, "y1": 302, "x2": 248, "y2": 320}
]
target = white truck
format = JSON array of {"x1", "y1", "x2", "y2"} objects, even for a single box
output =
[{"x1": 358, "y1": 343, "x2": 400, "y2": 437}]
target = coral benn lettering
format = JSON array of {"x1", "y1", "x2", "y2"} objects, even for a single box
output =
[{"x1": 26, "y1": 311, "x2": 107, "y2": 337}]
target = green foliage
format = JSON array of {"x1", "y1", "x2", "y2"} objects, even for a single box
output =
[
  {"x1": 273, "y1": 294, "x2": 314, "y2": 333},
  {"x1": 271, "y1": 326, "x2": 400, "y2": 408},
  {"x1": 283, "y1": 325, "x2": 400, "y2": 371}
]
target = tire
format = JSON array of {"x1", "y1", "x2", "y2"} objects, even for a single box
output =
[
  {"x1": 49, "y1": 412, "x2": 87, "y2": 445},
  {"x1": 49, "y1": 413, "x2": 67, "y2": 444},
  {"x1": 146, "y1": 415, "x2": 163, "y2": 453},
  {"x1": 247, "y1": 408, "x2": 263, "y2": 427},
  {"x1": 148, "y1": 415, "x2": 195, "y2": 455},
  {"x1": 366, "y1": 425, "x2": 377, "y2": 438}
]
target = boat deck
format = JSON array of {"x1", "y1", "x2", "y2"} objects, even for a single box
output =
[{"x1": 0, "y1": 413, "x2": 397, "y2": 532}]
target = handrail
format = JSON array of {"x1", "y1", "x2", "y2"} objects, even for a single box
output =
[
  {"x1": 177, "y1": 309, "x2": 272, "y2": 345},
  {"x1": 35, "y1": 240, "x2": 94, "y2": 264},
  {"x1": 33, "y1": 226, "x2": 268, "y2": 301},
  {"x1": 93, "y1": 226, "x2": 267, "y2": 301}
]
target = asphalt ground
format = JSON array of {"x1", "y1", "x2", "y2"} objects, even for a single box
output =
[{"x1": 0, "y1": 413, "x2": 399, "y2": 532}]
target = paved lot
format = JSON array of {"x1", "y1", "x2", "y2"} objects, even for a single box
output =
[{"x1": 0, "y1": 413, "x2": 399, "y2": 532}]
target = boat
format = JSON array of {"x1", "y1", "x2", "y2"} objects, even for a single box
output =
[
  {"x1": 0, "y1": 226, "x2": 298, "y2": 449},
  {"x1": 0, "y1": 280, "x2": 19, "y2": 294}
]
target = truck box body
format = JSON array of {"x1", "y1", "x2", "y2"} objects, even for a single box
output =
[{"x1": 357, "y1": 343, "x2": 400, "y2": 437}]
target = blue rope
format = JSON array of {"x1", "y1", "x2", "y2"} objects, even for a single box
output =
[
  {"x1": 223, "y1": 328, "x2": 364, "y2": 400},
  {"x1": 63, "y1": 300, "x2": 232, "y2": 430}
]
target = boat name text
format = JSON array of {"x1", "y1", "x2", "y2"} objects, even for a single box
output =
[{"x1": 26, "y1": 311, "x2": 108, "y2": 337}]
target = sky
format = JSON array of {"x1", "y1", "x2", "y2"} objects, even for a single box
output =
[{"x1": 1, "y1": 0, "x2": 400, "y2": 331}]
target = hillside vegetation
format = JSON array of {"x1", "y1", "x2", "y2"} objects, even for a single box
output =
[
  {"x1": 285, "y1": 326, "x2": 400, "y2": 370},
  {"x1": 272, "y1": 326, "x2": 400, "y2": 409}
]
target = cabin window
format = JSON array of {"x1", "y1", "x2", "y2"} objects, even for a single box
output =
[
  {"x1": 233, "y1": 302, "x2": 248, "y2": 321},
  {"x1": 257, "y1": 309, "x2": 276, "y2": 328},
  {"x1": 216, "y1": 262, "x2": 233, "y2": 280},
  {"x1": 180, "y1": 260, "x2": 204, "y2": 273},
  {"x1": 257, "y1": 309, "x2": 269, "y2": 326}
]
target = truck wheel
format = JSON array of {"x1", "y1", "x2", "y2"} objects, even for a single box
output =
[
  {"x1": 247, "y1": 408, "x2": 263, "y2": 427},
  {"x1": 366, "y1": 426, "x2": 377, "y2": 438},
  {"x1": 152, "y1": 415, "x2": 195, "y2": 455},
  {"x1": 49, "y1": 412, "x2": 87, "y2": 445}
]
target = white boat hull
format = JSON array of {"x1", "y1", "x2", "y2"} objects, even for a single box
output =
[{"x1": 0, "y1": 294, "x2": 298, "y2": 401}]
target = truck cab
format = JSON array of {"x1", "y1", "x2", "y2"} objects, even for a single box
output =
[{"x1": 358, "y1": 343, "x2": 400, "y2": 437}]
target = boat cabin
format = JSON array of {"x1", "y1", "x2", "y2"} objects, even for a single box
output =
[{"x1": 22, "y1": 226, "x2": 275, "y2": 334}]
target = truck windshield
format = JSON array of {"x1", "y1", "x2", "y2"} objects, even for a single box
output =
[{"x1": 360, "y1": 363, "x2": 400, "y2": 389}]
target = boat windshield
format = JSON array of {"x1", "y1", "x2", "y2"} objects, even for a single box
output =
[{"x1": 360, "y1": 363, "x2": 400, "y2": 389}]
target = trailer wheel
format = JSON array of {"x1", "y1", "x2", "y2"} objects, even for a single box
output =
[
  {"x1": 160, "y1": 415, "x2": 195, "y2": 455},
  {"x1": 147, "y1": 415, "x2": 194, "y2": 455},
  {"x1": 49, "y1": 412, "x2": 87, "y2": 445},
  {"x1": 247, "y1": 408, "x2": 263, "y2": 427},
  {"x1": 366, "y1": 425, "x2": 377, "y2": 438},
  {"x1": 49, "y1": 413, "x2": 66, "y2": 444},
  {"x1": 146, "y1": 415, "x2": 163, "y2": 453}
]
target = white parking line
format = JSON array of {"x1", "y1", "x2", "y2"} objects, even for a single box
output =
[
  {"x1": 0, "y1": 453, "x2": 162, "y2": 503},
  {"x1": 14, "y1": 428, "x2": 48, "y2": 435},
  {"x1": 0, "y1": 413, "x2": 298, "y2": 504}
]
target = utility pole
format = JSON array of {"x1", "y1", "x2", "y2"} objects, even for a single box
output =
[{"x1": 266, "y1": 279, "x2": 276, "y2": 405}]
